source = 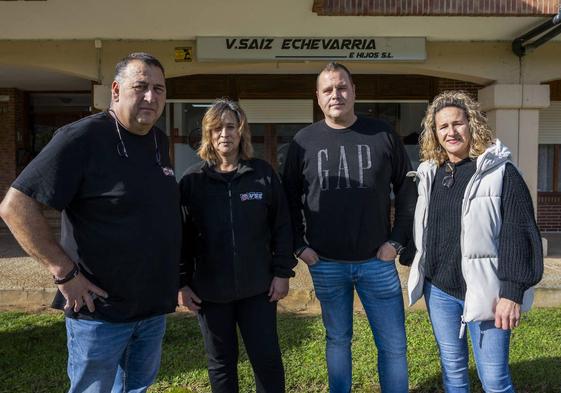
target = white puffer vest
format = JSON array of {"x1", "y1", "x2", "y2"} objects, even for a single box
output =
[{"x1": 407, "y1": 140, "x2": 534, "y2": 335}]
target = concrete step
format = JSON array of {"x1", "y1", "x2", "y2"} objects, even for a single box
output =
[
  {"x1": 2, "y1": 251, "x2": 561, "y2": 310},
  {"x1": 1, "y1": 224, "x2": 561, "y2": 310}
]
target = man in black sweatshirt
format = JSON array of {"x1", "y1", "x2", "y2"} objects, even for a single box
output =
[{"x1": 283, "y1": 62, "x2": 416, "y2": 393}]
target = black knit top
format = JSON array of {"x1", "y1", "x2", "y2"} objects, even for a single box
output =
[{"x1": 425, "y1": 160, "x2": 543, "y2": 303}]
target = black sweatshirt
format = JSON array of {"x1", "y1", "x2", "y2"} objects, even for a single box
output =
[
  {"x1": 425, "y1": 161, "x2": 544, "y2": 303},
  {"x1": 179, "y1": 159, "x2": 296, "y2": 303},
  {"x1": 282, "y1": 117, "x2": 417, "y2": 262}
]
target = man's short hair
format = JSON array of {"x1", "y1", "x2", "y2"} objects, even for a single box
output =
[
  {"x1": 317, "y1": 62, "x2": 354, "y2": 87},
  {"x1": 114, "y1": 52, "x2": 165, "y2": 83}
]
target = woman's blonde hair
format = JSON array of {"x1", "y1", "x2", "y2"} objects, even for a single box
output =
[
  {"x1": 419, "y1": 90, "x2": 495, "y2": 165},
  {"x1": 198, "y1": 98, "x2": 254, "y2": 164}
]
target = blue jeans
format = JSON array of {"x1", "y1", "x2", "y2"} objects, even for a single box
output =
[
  {"x1": 308, "y1": 258, "x2": 408, "y2": 393},
  {"x1": 424, "y1": 282, "x2": 514, "y2": 393},
  {"x1": 65, "y1": 315, "x2": 166, "y2": 393}
]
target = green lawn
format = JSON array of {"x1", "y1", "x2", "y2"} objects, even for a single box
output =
[{"x1": 0, "y1": 309, "x2": 560, "y2": 392}]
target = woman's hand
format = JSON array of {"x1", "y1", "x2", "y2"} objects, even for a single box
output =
[
  {"x1": 178, "y1": 285, "x2": 202, "y2": 314},
  {"x1": 268, "y1": 277, "x2": 289, "y2": 302},
  {"x1": 495, "y1": 298, "x2": 521, "y2": 330}
]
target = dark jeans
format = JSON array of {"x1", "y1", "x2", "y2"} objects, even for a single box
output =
[{"x1": 197, "y1": 292, "x2": 285, "y2": 393}]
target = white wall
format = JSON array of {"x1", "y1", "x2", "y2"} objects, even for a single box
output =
[
  {"x1": 2, "y1": 40, "x2": 561, "y2": 89},
  {"x1": 0, "y1": 0, "x2": 555, "y2": 42}
]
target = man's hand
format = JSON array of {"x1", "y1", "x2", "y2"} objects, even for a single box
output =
[
  {"x1": 376, "y1": 242, "x2": 397, "y2": 262},
  {"x1": 299, "y1": 247, "x2": 319, "y2": 266},
  {"x1": 59, "y1": 274, "x2": 108, "y2": 313},
  {"x1": 495, "y1": 298, "x2": 521, "y2": 330},
  {"x1": 178, "y1": 285, "x2": 202, "y2": 313},
  {"x1": 268, "y1": 277, "x2": 289, "y2": 302}
]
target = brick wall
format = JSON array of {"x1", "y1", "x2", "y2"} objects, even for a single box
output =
[
  {"x1": 435, "y1": 78, "x2": 483, "y2": 99},
  {"x1": 538, "y1": 81, "x2": 561, "y2": 232},
  {"x1": 538, "y1": 194, "x2": 561, "y2": 232},
  {"x1": 313, "y1": 0, "x2": 559, "y2": 16},
  {"x1": 0, "y1": 89, "x2": 19, "y2": 197}
]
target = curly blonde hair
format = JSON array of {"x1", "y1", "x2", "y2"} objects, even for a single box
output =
[
  {"x1": 198, "y1": 99, "x2": 254, "y2": 164},
  {"x1": 419, "y1": 91, "x2": 495, "y2": 165}
]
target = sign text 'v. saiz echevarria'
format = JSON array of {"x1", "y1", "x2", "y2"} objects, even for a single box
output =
[{"x1": 196, "y1": 37, "x2": 426, "y2": 62}]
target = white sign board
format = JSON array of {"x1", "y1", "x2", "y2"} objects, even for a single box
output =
[{"x1": 197, "y1": 37, "x2": 426, "y2": 62}]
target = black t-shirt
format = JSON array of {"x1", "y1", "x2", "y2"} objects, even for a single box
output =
[
  {"x1": 282, "y1": 117, "x2": 416, "y2": 261},
  {"x1": 12, "y1": 112, "x2": 181, "y2": 322}
]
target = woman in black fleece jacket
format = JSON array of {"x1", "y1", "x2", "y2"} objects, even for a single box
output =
[{"x1": 178, "y1": 99, "x2": 296, "y2": 393}]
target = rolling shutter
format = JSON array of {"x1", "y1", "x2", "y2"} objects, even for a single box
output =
[
  {"x1": 239, "y1": 99, "x2": 313, "y2": 123},
  {"x1": 540, "y1": 101, "x2": 561, "y2": 144}
]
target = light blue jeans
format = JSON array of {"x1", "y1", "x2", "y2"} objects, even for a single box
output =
[
  {"x1": 424, "y1": 282, "x2": 515, "y2": 393},
  {"x1": 65, "y1": 315, "x2": 166, "y2": 393},
  {"x1": 308, "y1": 258, "x2": 408, "y2": 393}
]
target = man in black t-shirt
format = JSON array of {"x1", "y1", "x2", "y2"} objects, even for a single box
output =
[
  {"x1": 0, "y1": 53, "x2": 180, "y2": 392},
  {"x1": 283, "y1": 63, "x2": 416, "y2": 393}
]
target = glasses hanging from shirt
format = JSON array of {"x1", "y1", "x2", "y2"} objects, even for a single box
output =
[
  {"x1": 108, "y1": 109, "x2": 162, "y2": 167},
  {"x1": 442, "y1": 161, "x2": 455, "y2": 189}
]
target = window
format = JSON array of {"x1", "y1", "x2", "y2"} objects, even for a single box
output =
[
  {"x1": 355, "y1": 101, "x2": 427, "y2": 169},
  {"x1": 164, "y1": 101, "x2": 213, "y2": 180},
  {"x1": 538, "y1": 144, "x2": 561, "y2": 192}
]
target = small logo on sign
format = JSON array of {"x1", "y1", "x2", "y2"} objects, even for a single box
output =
[
  {"x1": 240, "y1": 192, "x2": 263, "y2": 202},
  {"x1": 175, "y1": 47, "x2": 193, "y2": 62}
]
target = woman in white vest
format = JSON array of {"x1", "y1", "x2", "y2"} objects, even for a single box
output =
[{"x1": 408, "y1": 91, "x2": 543, "y2": 392}]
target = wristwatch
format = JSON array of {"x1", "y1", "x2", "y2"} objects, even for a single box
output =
[{"x1": 387, "y1": 240, "x2": 405, "y2": 256}]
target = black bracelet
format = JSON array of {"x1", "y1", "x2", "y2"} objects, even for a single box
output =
[{"x1": 53, "y1": 264, "x2": 80, "y2": 285}]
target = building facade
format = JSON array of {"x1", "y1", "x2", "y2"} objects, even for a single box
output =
[{"x1": 1, "y1": 0, "x2": 560, "y2": 231}]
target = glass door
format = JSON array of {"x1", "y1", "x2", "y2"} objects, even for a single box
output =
[
  {"x1": 250, "y1": 123, "x2": 309, "y2": 174},
  {"x1": 354, "y1": 101, "x2": 427, "y2": 169}
]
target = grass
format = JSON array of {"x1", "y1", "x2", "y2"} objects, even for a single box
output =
[{"x1": 0, "y1": 309, "x2": 560, "y2": 392}]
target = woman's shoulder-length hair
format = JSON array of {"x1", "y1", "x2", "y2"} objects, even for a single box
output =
[
  {"x1": 198, "y1": 98, "x2": 254, "y2": 164},
  {"x1": 419, "y1": 90, "x2": 495, "y2": 166}
]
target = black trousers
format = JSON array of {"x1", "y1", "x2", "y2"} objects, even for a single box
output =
[{"x1": 197, "y1": 292, "x2": 285, "y2": 393}]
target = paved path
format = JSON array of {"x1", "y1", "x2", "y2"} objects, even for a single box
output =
[{"x1": 1, "y1": 228, "x2": 561, "y2": 308}]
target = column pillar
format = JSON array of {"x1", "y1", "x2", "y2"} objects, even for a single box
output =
[{"x1": 478, "y1": 84, "x2": 550, "y2": 208}]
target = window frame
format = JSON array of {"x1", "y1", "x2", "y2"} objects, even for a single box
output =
[{"x1": 538, "y1": 144, "x2": 561, "y2": 197}]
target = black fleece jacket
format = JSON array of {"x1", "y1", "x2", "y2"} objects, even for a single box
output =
[{"x1": 179, "y1": 158, "x2": 296, "y2": 303}]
